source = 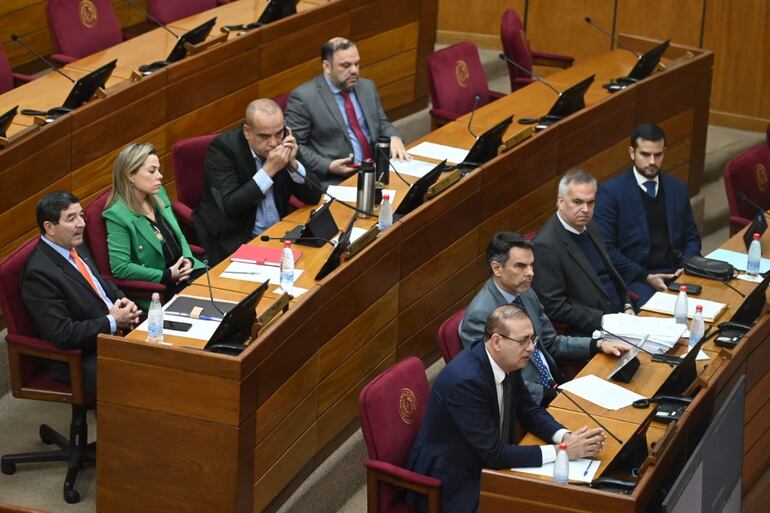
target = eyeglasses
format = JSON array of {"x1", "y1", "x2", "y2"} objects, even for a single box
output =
[{"x1": 494, "y1": 333, "x2": 538, "y2": 346}]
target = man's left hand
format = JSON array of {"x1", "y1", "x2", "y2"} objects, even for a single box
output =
[{"x1": 389, "y1": 136, "x2": 408, "y2": 160}]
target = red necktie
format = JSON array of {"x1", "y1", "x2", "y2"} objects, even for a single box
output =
[
  {"x1": 69, "y1": 248, "x2": 106, "y2": 301},
  {"x1": 340, "y1": 90, "x2": 373, "y2": 161}
]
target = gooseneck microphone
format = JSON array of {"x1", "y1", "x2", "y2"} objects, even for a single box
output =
[
  {"x1": 202, "y1": 260, "x2": 226, "y2": 316},
  {"x1": 124, "y1": 0, "x2": 181, "y2": 39},
  {"x1": 738, "y1": 192, "x2": 770, "y2": 216},
  {"x1": 553, "y1": 384, "x2": 624, "y2": 445},
  {"x1": 498, "y1": 53, "x2": 561, "y2": 96},
  {"x1": 583, "y1": 17, "x2": 640, "y2": 57},
  {"x1": 11, "y1": 34, "x2": 74, "y2": 83},
  {"x1": 260, "y1": 234, "x2": 336, "y2": 247},
  {"x1": 466, "y1": 95, "x2": 481, "y2": 140}
]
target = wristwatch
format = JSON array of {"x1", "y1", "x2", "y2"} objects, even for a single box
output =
[{"x1": 596, "y1": 339, "x2": 604, "y2": 352}]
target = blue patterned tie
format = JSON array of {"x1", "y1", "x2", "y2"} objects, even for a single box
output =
[
  {"x1": 643, "y1": 180, "x2": 657, "y2": 198},
  {"x1": 511, "y1": 295, "x2": 552, "y2": 387}
]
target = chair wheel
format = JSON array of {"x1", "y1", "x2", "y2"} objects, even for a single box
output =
[
  {"x1": 1, "y1": 459, "x2": 16, "y2": 475},
  {"x1": 64, "y1": 488, "x2": 81, "y2": 504},
  {"x1": 39, "y1": 425, "x2": 54, "y2": 444}
]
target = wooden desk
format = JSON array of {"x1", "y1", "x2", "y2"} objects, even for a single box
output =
[{"x1": 95, "y1": 35, "x2": 718, "y2": 513}]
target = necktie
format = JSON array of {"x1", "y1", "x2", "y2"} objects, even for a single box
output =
[
  {"x1": 511, "y1": 295, "x2": 524, "y2": 309},
  {"x1": 511, "y1": 296, "x2": 553, "y2": 387},
  {"x1": 340, "y1": 90, "x2": 373, "y2": 161},
  {"x1": 69, "y1": 248, "x2": 105, "y2": 301},
  {"x1": 500, "y1": 375, "x2": 513, "y2": 443},
  {"x1": 643, "y1": 180, "x2": 657, "y2": 198}
]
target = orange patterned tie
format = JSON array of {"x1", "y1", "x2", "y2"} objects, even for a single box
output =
[{"x1": 69, "y1": 248, "x2": 104, "y2": 299}]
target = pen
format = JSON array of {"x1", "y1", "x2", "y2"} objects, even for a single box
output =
[
  {"x1": 583, "y1": 460, "x2": 595, "y2": 476},
  {"x1": 165, "y1": 311, "x2": 222, "y2": 322}
]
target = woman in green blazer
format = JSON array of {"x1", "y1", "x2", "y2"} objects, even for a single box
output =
[{"x1": 103, "y1": 143, "x2": 205, "y2": 309}]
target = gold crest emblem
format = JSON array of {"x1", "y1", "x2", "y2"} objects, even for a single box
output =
[
  {"x1": 756, "y1": 163, "x2": 768, "y2": 192},
  {"x1": 398, "y1": 388, "x2": 417, "y2": 424},
  {"x1": 455, "y1": 60, "x2": 470, "y2": 88},
  {"x1": 79, "y1": 0, "x2": 98, "y2": 29}
]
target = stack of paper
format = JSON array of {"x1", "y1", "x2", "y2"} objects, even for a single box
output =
[
  {"x1": 641, "y1": 292, "x2": 726, "y2": 322},
  {"x1": 407, "y1": 141, "x2": 469, "y2": 164},
  {"x1": 600, "y1": 313, "x2": 686, "y2": 354}
]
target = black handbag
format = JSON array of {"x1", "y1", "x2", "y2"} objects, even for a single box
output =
[{"x1": 683, "y1": 255, "x2": 735, "y2": 281}]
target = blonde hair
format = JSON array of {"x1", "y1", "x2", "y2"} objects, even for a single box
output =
[{"x1": 107, "y1": 143, "x2": 164, "y2": 214}]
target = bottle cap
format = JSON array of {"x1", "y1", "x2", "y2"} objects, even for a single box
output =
[
  {"x1": 680, "y1": 285, "x2": 687, "y2": 292},
  {"x1": 151, "y1": 292, "x2": 160, "y2": 301},
  {"x1": 753, "y1": 233, "x2": 761, "y2": 240},
  {"x1": 283, "y1": 241, "x2": 292, "y2": 247},
  {"x1": 383, "y1": 193, "x2": 390, "y2": 201},
  {"x1": 558, "y1": 443, "x2": 568, "y2": 450},
  {"x1": 696, "y1": 304, "x2": 703, "y2": 312}
]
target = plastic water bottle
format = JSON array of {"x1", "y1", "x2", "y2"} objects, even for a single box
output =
[
  {"x1": 747, "y1": 233, "x2": 761, "y2": 276},
  {"x1": 279, "y1": 241, "x2": 295, "y2": 292},
  {"x1": 674, "y1": 285, "x2": 688, "y2": 325},
  {"x1": 689, "y1": 305, "x2": 704, "y2": 349},
  {"x1": 147, "y1": 292, "x2": 163, "y2": 343},
  {"x1": 553, "y1": 443, "x2": 569, "y2": 484},
  {"x1": 378, "y1": 192, "x2": 393, "y2": 231}
]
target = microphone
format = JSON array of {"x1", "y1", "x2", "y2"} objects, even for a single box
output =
[
  {"x1": 553, "y1": 384, "x2": 624, "y2": 445},
  {"x1": 498, "y1": 53, "x2": 561, "y2": 96},
  {"x1": 202, "y1": 260, "x2": 226, "y2": 316},
  {"x1": 260, "y1": 234, "x2": 336, "y2": 247},
  {"x1": 583, "y1": 17, "x2": 640, "y2": 57},
  {"x1": 10, "y1": 34, "x2": 74, "y2": 83},
  {"x1": 737, "y1": 192, "x2": 770, "y2": 216},
  {"x1": 467, "y1": 95, "x2": 481, "y2": 140},
  {"x1": 374, "y1": 144, "x2": 412, "y2": 187},
  {"x1": 600, "y1": 329, "x2": 680, "y2": 366},
  {"x1": 124, "y1": 0, "x2": 180, "y2": 39}
]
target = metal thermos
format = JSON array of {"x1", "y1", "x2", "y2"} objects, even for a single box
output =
[
  {"x1": 374, "y1": 136, "x2": 390, "y2": 185},
  {"x1": 356, "y1": 159, "x2": 376, "y2": 219}
]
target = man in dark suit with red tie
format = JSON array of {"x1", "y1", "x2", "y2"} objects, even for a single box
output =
[{"x1": 22, "y1": 191, "x2": 141, "y2": 396}]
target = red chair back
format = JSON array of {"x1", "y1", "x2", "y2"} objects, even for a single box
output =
[
  {"x1": 172, "y1": 134, "x2": 217, "y2": 212},
  {"x1": 146, "y1": 0, "x2": 217, "y2": 24},
  {"x1": 82, "y1": 189, "x2": 114, "y2": 280},
  {"x1": 724, "y1": 143, "x2": 770, "y2": 225},
  {"x1": 0, "y1": 45, "x2": 15, "y2": 94},
  {"x1": 426, "y1": 42, "x2": 494, "y2": 118},
  {"x1": 359, "y1": 356, "x2": 430, "y2": 513},
  {"x1": 0, "y1": 238, "x2": 40, "y2": 338},
  {"x1": 272, "y1": 93, "x2": 289, "y2": 112},
  {"x1": 500, "y1": 9, "x2": 534, "y2": 90},
  {"x1": 46, "y1": 0, "x2": 123, "y2": 59},
  {"x1": 437, "y1": 308, "x2": 465, "y2": 363}
]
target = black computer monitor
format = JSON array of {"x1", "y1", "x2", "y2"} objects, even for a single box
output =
[
  {"x1": 258, "y1": 0, "x2": 298, "y2": 25},
  {"x1": 626, "y1": 40, "x2": 670, "y2": 81},
  {"x1": 601, "y1": 409, "x2": 655, "y2": 478},
  {"x1": 742, "y1": 210, "x2": 768, "y2": 250},
  {"x1": 314, "y1": 214, "x2": 356, "y2": 281},
  {"x1": 293, "y1": 200, "x2": 339, "y2": 247},
  {"x1": 545, "y1": 74, "x2": 596, "y2": 119},
  {"x1": 166, "y1": 17, "x2": 217, "y2": 63},
  {"x1": 204, "y1": 280, "x2": 269, "y2": 352},
  {"x1": 393, "y1": 160, "x2": 448, "y2": 220},
  {"x1": 458, "y1": 115, "x2": 514, "y2": 171},
  {"x1": 0, "y1": 105, "x2": 18, "y2": 138},
  {"x1": 655, "y1": 327, "x2": 712, "y2": 396},
  {"x1": 730, "y1": 271, "x2": 770, "y2": 325},
  {"x1": 61, "y1": 59, "x2": 117, "y2": 110},
  {"x1": 662, "y1": 376, "x2": 745, "y2": 513}
]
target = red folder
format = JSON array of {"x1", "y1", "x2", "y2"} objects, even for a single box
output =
[{"x1": 230, "y1": 244, "x2": 302, "y2": 266}]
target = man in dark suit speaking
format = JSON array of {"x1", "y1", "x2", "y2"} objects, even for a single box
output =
[
  {"x1": 22, "y1": 191, "x2": 141, "y2": 396},
  {"x1": 407, "y1": 305, "x2": 605, "y2": 513},
  {"x1": 195, "y1": 98, "x2": 321, "y2": 264},
  {"x1": 285, "y1": 37, "x2": 408, "y2": 187}
]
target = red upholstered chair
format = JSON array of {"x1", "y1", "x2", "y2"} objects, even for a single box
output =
[
  {"x1": 46, "y1": 0, "x2": 125, "y2": 65},
  {"x1": 0, "y1": 238, "x2": 95, "y2": 504},
  {"x1": 0, "y1": 45, "x2": 35, "y2": 94},
  {"x1": 358, "y1": 357, "x2": 441, "y2": 513},
  {"x1": 426, "y1": 42, "x2": 505, "y2": 129},
  {"x1": 83, "y1": 189, "x2": 167, "y2": 302},
  {"x1": 437, "y1": 308, "x2": 465, "y2": 364},
  {"x1": 146, "y1": 0, "x2": 218, "y2": 24},
  {"x1": 272, "y1": 92, "x2": 289, "y2": 112},
  {"x1": 0, "y1": 504, "x2": 56, "y2": 513},
  {"x1": 724, "y1": 128, "x2": 770, "y2": 234},
  {"x1": 500, "y1": 9, "x2": 574, "y2": 92},
  {"x1": 171, "y1": 134, "x2": 217, "y2": 242}
]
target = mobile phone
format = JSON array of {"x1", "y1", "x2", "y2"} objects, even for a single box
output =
[
  {"x1": 666, "y1": 281, "x2": 702, "y2": 295},
  {"x1": 163, "y1": 320, "x2": 192, "y2": 332}
]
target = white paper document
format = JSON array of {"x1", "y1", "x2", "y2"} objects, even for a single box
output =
[
  {"x1": 511, "y1": 458, "x2": 600, "y2": 484},
  {"x1": 737, "y1": 273, "x2": 765, "y2": 283},
  {"x1": 559, "y1": 374, "x2": 646, "y2": 410},
  {"x1": 274, "y1": 285, "x2": 308, "y2": 298},
  {"x1": 641, "y1": 292, "x2": 726, "y2": 322},
  {"x1": 600, "y1": 313, "x2": 686, "y2": 353},
  {"x1": 325, "y1": 186, "x2": 397, "y2": 204},
  {"x1": 706, "y1": 248, "x2": 770, "y2": 274},
  {"x1": 221, "y1": 261, "x2": 304, "y2": 284},
  {"x1": 407, "y1": 141, "x2": 469, "y2": 164},
  {"x1": 135, "y1": 312, "x2": 221, "y2": 342},
  {"x1": 332, "y1": 226, "x2": 367, "y2": 244},
  {"x1": 390, "y1": 158, "x2": 440, "y2": 178}
]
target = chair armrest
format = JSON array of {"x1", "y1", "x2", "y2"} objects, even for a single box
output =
[
  {"x1": 189, "y1": 244, "x2": 206, "y2": 258},
  {"x1": 172, "y1": 201, "x2": 194, "y2": 227},
  {"x1": 6, "y1": 333, "x2": 82, "y2": 361},
  {"x1": 512, "y1": 76, "x2": 534, "y2": 90},
  {"x1": 729, "y1": 215, "x2": 751, "y2": 228},
  {"x1": 429, "y1": 108, "x2": 461, "y2": 123},
  {"x1": 51, "y1": 53, "x2": 77, "y2": 65},
  {"x1": 364, "y1": 459, "x2": 441, "y2": 490},
  {"x1": 488, "y1": 90, "x2": 507, "y2": 101},
  {"x1": 531, "y1": 50, "x2": 574, "y2": 68},
  {"x1": 12, "y1": 72, "x2": 35, "y2": 85}
]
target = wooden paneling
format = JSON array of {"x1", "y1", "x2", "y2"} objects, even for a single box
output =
[
  {"x1": 437, "y1": 0, "x2": 526, "y2": 48},
  {"x1": 616, "y1": 0, "x2": 704, "y2": 47}
]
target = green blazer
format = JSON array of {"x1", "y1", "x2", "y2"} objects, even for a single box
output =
[{"x1": 103, "y1": 186, "x2": 204, "y2": 289}]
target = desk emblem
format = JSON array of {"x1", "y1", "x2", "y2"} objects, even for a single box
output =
[
  {"x1": 399, "y1": 388, "x2": 417, "y2": 424},
  {"x1": 79, "y1": 0, "x2": 98, "y2": 28},
  {"x1": 455, "y1": 60, "x2": 470, "y2": 87},
  {"x1": 757, "y1": 163, "x2": 768, "y2": 192}
]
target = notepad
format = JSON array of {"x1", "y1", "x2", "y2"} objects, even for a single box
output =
[
  {"x1": 407, "y1": 141, "x2": 469, "y2": 164},
  {"x1": 230, "y1": 244, "x2": 302, "y2": 266},
  {"x1": 390, "y1": 158, "x2": 438, "y2": 178},
  {"x1": 640, "y1": 292, "x2": 726, "y2": 322},
  {"x1": 511, "y1": 458, "x2": 600, "y2": 483}
]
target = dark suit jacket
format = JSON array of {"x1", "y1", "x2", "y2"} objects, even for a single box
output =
[
  {"x1": 285, "y1": 75, "x2": 398, "y2": 185},
  {"x1": 22, "y1": 240, "x2": 125, "y2": 351},
  {"x1": 193, "y1": 127, "x2": 322, "y2": 264},
  {"x1": 594, "y1": 168, "x2": 701, "y2": 285},
  {"x1": 459, "y1": 279, "x2": 591, "y2": 405},
  {"x1": 532, "y1": 214, "x2": 631, "y2": 336},
  {"x1": 406, "y1": 341, "x2": 564, "y2": 513}
]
